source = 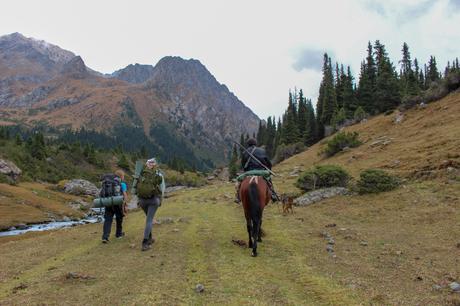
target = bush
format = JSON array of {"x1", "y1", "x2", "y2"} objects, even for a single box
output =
[
  {"x1": 353, "y1": 106, "x2": 367, "y2": 122},
  {"x1": 322, "y1": 132, "x2": 361, "y2": 157},
  {"x1": 296, "y1": 165, "x2": 350, "y2": 192},
  {"x1": 357, "y1": 169, "x2": 399, "y2": 194},
  {"x1": 273, "y1": 142, "x2": 305, "y2": 164}
]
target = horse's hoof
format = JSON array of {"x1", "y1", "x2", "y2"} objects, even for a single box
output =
[{"x1": 251, "y1": 251, "x2": 257, "y2": 257}]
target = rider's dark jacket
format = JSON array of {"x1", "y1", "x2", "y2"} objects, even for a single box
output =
[{"x1": 241, "y1": 145, "x2": 272, "y2": 172}]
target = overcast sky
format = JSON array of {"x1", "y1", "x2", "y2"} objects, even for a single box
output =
[{"x1": 1, "y1": 0, "x2": 459, "y2": 119}]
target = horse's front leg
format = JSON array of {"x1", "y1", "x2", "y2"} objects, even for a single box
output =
[{"x1": 247, "y1": 220, "x2": 253, "y2": 248}]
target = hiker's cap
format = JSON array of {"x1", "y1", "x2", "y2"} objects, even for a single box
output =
[
  {"x1": 146, "y1": 158, "x2": 157, "y2": 165},
  {"x1": 247, "y1": 138, "x2": 257, "y2": 146}
]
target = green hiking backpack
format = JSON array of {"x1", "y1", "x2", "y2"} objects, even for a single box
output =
[{"x1": 136, "y1": 168, "x2": 163, "y2": 199}]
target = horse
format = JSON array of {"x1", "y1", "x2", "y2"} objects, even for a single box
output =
[{"x1": 239, "y1": 175, "x2": 270, "y2": 257}]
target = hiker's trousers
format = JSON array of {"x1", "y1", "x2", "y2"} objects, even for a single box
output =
[{"x1": 139, "y1": 197, "x2": 161, "y2": 241}]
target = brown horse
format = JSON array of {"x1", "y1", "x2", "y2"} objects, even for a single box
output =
[{"x1": 239, "y1": 176, "x2": 270, "y2": 257}]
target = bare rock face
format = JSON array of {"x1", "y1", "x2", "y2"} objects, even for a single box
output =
[
  {"x1": 64, "y1": 179, "x2": 99, "y2": 197},
  {"x1": 294, "y1": 187, "x2": 349, "y2": 206},
  {"x1": 61, "y1": 56, "x2": 87, "y2": 78},
  {"x1": 0, "y1": 159, "x2": 22, "y2": 181},
  {"x1": 110, "y1": 63, "x2": 155, "y2": 83}
]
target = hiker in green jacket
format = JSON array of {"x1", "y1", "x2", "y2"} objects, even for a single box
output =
[{"x1": 136, "y1": 158, "x2": 165, "y2": 251}]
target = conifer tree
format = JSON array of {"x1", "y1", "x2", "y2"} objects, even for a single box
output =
[
  {"x1": 374, "y1": 40, "x2": 401, "y2": 112},
  {"x1": 399, "y1": 42, "x2": 419, "y2": 97},
  {"x1": 343, "y1": 66, "x2": 357, "y2": 117},
  {"x1": 426, "y1": 56, "x2": 440, "y2": 86},
  {"x1": 228, "y1": 144, "x2": 239, "y2": 180},
  {"x1": 357, "y1": 42, "x2": 377, "y2": 113}
]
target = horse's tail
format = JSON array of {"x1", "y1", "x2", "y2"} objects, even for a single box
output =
[{"x1": 248, "y1": 180, "x2": 261, "y2": 228}]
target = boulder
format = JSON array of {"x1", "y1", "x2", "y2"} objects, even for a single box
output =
[
  {"x1": 64, "y1": 179, "x2": 99, "y2": 196},
  {"x1": 0, "y1": 159, "x2": 22, "y2": 180},
  {"x1": 294, "y1": 187, "x2": 349, "y2": 206}
]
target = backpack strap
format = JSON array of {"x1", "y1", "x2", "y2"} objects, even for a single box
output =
[{"x1": 244, "y1": 147, "x2": 257, "y2": 170}]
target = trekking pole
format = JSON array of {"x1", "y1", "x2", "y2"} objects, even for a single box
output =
[{"x1": 232, "y1": 141, "x2": 277, "y2": 176}]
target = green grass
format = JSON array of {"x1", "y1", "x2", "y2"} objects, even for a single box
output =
[{"x1": 0, "y1": 183, "x2": 359, "y2": 305}]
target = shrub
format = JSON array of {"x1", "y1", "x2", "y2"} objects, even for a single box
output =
[
  {"x1": 322, "y1": 131, "x2": 361, "y2": 157},
  {"x1": 357, "y1": 169, "x2": 399, "y2": 194},
  {"x1": 273, "y1": 142, "x2": 305, "y2": 164},
  {"x1": 353, "y1": 106, "x2": 367, "y2": 122},
  {"x1": 296, "y1": 165, "x2": 350, "y2": 192}
]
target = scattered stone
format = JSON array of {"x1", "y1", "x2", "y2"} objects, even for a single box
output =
[
  {"x1": 327, "y1": 238, "x2": 335, "y2": 245},
  {"x1": 63, "y1": 179, "x2": 99, "y2": 196},
  {"x1": 360, "y1": 241, "x2": 368, "y2": 246},
  {"x1": 232, "y1": 239, "x2": 247, "y2": 248},
  {"x1": 326, "y1": 245, "x2": 334, "y2": 253},
  {"x1": 344, "y1": 234, "x2": 353, "y2": 240},
  {"x1": 207, "y1": 175, "x2": 215, "y2": 181},
  {"x1": 325, "y1": 223, "x2": 336, "y2": 228},
  {"x1": 432, "y1": 284, "x2": 442, "y2": 291},
  {"x1": 129, "y1": 244, "x2": 136, "y2": 249},
  {"x1": 195, "y1": 283, "x2": 205, "y2": 293},
  {"x1": 296, "y1": 217, "x2": 304, "y2": 222},
  {"x1": 339, "y1": 228, "x2": 347, "y2": 232},
  {"x1": 62, "y1": 216, "x2": 71, "y2": 222},
  {"x1": 320, "y1": 231, "x2": 331, "y2": 239},
  {"x1": 155, "y1": 217, "x2": 174, "y2": 225},
  {"x1": 450, "y1": 282, "x2": 460, "y2": 292},
  {"x1": 177, "y1": 217, "x2": 191, "y2": 223},
  {"x1": 172, "y1": 228, "x2": 179, "y2": 232},
  {"x1": 294, "y1": 187, "x2": 349, "y2": 206},
  {"x1": 395, "y1": 251, "x2": 403, "y2": 256},
  {"x1": 8, "y1": 226, "x2": 16, "y2": 231},
  {"x1": 0, "y1": 159, "x2": 22, "y2": 181},
  {"x1": 394, "y1": 112, "x2": 404, "y2": 124},
  {"x1": 415, "y1": 276, "x2": 423, "y2": 281},
  {"x1": 16, "y1": 224, "x2": 28, "y2": 230},
  {"x1": 65, "y1": 272, "x2": 95, "y2": 280},
  {"x1": 12, "y1": 283, "x2": 27, "y2": 293}
]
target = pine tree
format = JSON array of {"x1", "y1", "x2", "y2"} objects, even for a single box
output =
[
  {"x1": 343, "y1": 66, "x2": 357, "y2": 118},
  {"x1": 117, "y1": 154, "x2": 130, "y2": 171},
  {"x1": 357, "y1": 42, "x2": 377, "y2": 114},
  {"x1": 281, "y1": 91, "x2": 300, "y2": 144},
  {"x1": 305, "y1": 100, "x2": 317, "y2": 145},
  {"x1": 374, "y1": 40, "x2": 401, "y2": 113},
  {"x1": 297, "y1": 89, "x2": 308, "y2": 139},
  {"x1": 228, "y1": 144, "x2": 239, "y2": 180},
  {"x1": 321, "y1": 56, "x2": 338, "y2": 126},
  {"x1": 399, "y1": 42, "x2": 419, "y2": 97},
  {"x1": 426, "y1": 56, "x2": 440, "y2": 86}
]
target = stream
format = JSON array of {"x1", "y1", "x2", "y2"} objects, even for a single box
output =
[{"x1": 0, "y1": 209, "x2": 104, "y2": 237}]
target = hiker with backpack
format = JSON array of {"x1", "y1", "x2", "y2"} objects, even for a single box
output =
[
  {"x1": 101, "y1": 170, "x2": 129, "y2": 243},
  {"x1": 135, "y1": 158, "x2": 165, "y2": 251}
]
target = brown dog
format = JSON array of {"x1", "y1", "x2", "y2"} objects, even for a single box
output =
[{"x1": 280, "y1": 194, "x2": 294, "y2": 214}]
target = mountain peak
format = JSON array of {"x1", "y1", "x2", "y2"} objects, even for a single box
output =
[
  {"x1": 61, "y1": 56, "x2": 87, "y2": 78},
  {"x1": 110, "y1": 63, "x2": 155, "y2": 83}
]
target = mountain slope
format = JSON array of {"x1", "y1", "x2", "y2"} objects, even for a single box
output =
[{"x1": 0, "y1": 33, "x2": 260, "y2": 167}]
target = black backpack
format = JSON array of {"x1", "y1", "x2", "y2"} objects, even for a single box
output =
[{"x1": 100, "y1": 174, "x2": 122, "y2": 197}]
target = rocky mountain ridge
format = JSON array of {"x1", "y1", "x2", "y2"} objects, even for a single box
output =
[{"x1": 0, "y1": 33, "x2": 260, "y2": 167}]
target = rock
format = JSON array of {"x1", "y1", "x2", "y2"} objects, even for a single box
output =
[
  {"x1": 8, "y1": 226, "x2": 17, "y2": 231},
  {"x1": 326, "y1": 245, "x2": 334, "y2": 253},
  {"x1": 172, "y1": 228, "x2": 179, "y2": 232},
  {"x1": 165, "y1": 186, "x2": 188, "y2": 194},
  {"x1": 325, "y1": 223, "x2": 336, "y2": 228},
  {"x1": 432, "y1": 284, "x2": 442, "y2": 291},
  {"x1": 62, "y1": 216, "x2": 71, "y2": 222},
  {"x1": 156, "y1": 217, "x2": 174, "y2": 224},
  {"x1": 64, "y1": 179, "x2": 99, "y2": 196},
  {"x1": 0, "y1": 159, "x2": 22, "y2": 181},
  {"x1": 195, "y1": 283, "x2": 205, "y2": 293},
  {"x1": 394, "y1": 112, "x2": 404, "y2": 124},
  {"x1": 177, "y1": 217, "x2": 191, "y2": 223},
  {"x1": 294, "y1": 188, "x2": 349, "y2": 206},
  {"x1": 360, "y1": 241, "x2": 368, "y2": 246},
  {"x1": 232, "y1": 239, "x2": 247, "y2": 247},
  {"x1": 65, "y1": 272, "x2": 95, "y2": 280},
  {"x1": 207, "y1": 176, "x2": 215, "y2": 181},
  {"x1": 450, "y1": 282, "x2": 460, "y2": 292},
  {"x1": 327, "y1": 238, "x2": 335, "y2": 245},
  {"x1": 395, "y1": 250, "x2": 403, "y2": 256},
  {"x1": 12, "y1": 283, "x2": 27, "y2": 293},
  {"x1": 16, "y1": 223, "x2": 28, "y2": 230}
]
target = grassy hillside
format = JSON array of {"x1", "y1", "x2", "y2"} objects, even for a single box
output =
[{"x1": 0, "y1": 93, "x2": 459, "y2": 305}]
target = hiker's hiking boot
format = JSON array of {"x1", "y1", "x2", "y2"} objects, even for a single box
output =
[
  {"x1": 271, "y1": 192, "x2": 280, "y2": 203},
  {"x1": 141, "y1": 239, "x2": 151, "y2": 251},
  {"x1": 102, "y1": 238, "x2": 109, "y2": 244},
  {"x1": 116, "y1": 232, "x2": 125, "y2": 239}
]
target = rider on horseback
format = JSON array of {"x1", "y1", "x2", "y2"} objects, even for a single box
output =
[{"x1": 236, "y1": 138, "x2": 280, "y2": 203}]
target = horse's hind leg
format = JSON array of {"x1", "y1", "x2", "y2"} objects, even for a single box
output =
[
  {"x1": 257, "y1": 219, "x2": 263, "y2": 242},
  {"x1": 247, "y1": 220, "x2": 253, "y2": 248},
  {"x1": 251, "y1": 219, "x2": 260, "y2": 257}
]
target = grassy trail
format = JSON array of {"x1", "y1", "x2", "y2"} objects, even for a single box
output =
[{"x1": 0, "y1": 183, "x2": 358, "y2": 305}]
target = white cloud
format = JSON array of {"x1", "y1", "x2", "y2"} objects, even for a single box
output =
[{"x1": 0, "y1": 0, "x2": 459, "y2": 119}]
